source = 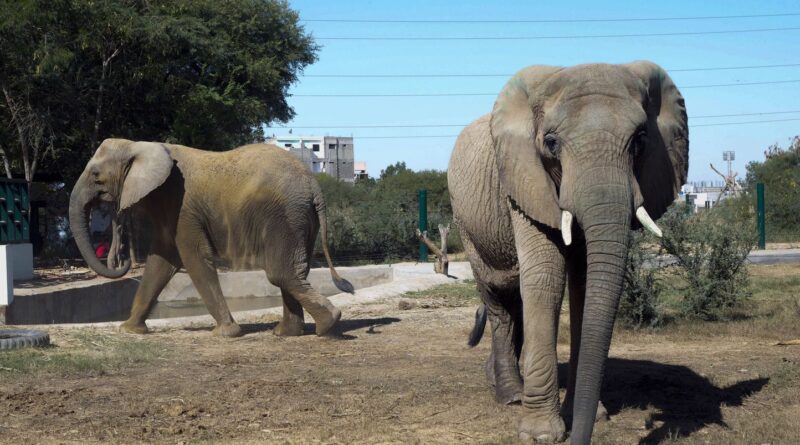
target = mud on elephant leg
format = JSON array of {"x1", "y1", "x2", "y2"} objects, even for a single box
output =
[
  {"x1": 120, "y1": 249, "x2": 181, "y2": 334},
  {"x1": 274, "y1": 288, "x2": 305, "y2": 336}
]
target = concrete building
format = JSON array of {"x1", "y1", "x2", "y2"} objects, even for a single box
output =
[
  {"x1": 678, "y1": 181, "x2": 725, "y2": 212},
  {"x1": 267, "y1": 135, "x2": 359, "y2": 183},
  {"x1": 354, "y1": 161, "x2": 368, "y2": 181}
]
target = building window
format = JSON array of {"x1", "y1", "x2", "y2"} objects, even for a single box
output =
[
  {"x1": 312, "y1": 144, "x2": 320, "y2": 152},
  {"x1": 329, "y1": 144, "x2": 336, "y2": 150}
]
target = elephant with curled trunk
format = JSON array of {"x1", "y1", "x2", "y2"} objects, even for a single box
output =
[
  {"x1": 449, "y1": 61, "x2": 688, "y2": 444},
  {"x1": 70, "y1": 139, "x2": 354, "y2": 337}
]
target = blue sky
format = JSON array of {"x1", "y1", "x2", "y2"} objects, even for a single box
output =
[{"x1": 268, "y1": 1, "x2": 800, "y2": 182}]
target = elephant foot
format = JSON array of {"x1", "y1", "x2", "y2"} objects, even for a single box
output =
[
  {"x1": 213, "y1": 322, "x2": 243, "y2": 338},
  {"x1": 274, "y1": 319, "x2": 304, "y2": 337},
  {"x1": 119, "y1": 320, "x2": 149, "y2": 334},
  {"x1": 313, "y1": 306, "x2": 341, "y2": 336},
  {"x1": 485, "y1": 352, "x2": 523, "y2": 405},
  {"x1": 518, "y1": 412, "x2": 567, "y2": 443},
  {"x1": 495, "y1": 386, "x2": 522, "y2": 405}
]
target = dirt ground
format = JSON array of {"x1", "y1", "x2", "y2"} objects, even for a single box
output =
[{"x1": 2, "y1": 268, "x2": 800, "y2": 445}]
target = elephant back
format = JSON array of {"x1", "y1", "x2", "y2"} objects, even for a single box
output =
[{"x1": 448, "y1": 115, "x2": 517, "y2": 271}]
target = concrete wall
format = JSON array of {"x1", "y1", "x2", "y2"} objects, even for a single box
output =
[
  {"x1": 7, "y1": 277, "x2": 139, "y2": 324},
  {"x1": 5, "y1": 265, "x2": 392, "y2": 325},
  {"x1": 8, "y1": 243, "x2": 33, "y2": 281}
]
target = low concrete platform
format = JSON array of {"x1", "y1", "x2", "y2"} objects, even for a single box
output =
[
  {"x1": 4, "y1": 264, "x2": 394, "y2": 325},
  {"x1": 21, "y1": 262, "x2": 475, "y2": 331}
]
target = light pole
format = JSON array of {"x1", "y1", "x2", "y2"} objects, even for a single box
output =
[{"x1": 723, "y1": 151, "x2": 735, "y2": 180}]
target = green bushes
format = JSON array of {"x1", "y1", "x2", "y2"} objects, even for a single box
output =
[
  {"x1": 315, "y1": 164, "x2": 460, "y2": 264},
  {"x1": 619, "y1": 202, "x2": 756, "y2": 328},
  {"x1": 619, "y1": 230, "x2": 664, "y2": 329},
  {"x1": 659, "y1": 203, "x2": 756, "y2": 321}
]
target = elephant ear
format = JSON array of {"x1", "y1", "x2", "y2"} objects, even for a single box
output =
[
  {"x1": 625, "y1": 61, "x2": 689, "y2": 221},
  {"x1": 490, "y1": 66, "x2": 563, "y2": 229},
  {"x1": 119, "y1": 141, "x2": 174, "y2": 211}
]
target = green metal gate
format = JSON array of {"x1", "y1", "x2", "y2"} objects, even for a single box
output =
[{"x1": 0, "y1": 179, "x2": 30, "y2": 244}]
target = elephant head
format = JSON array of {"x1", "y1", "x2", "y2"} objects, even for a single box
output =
[
  {"x1": 490, "y1": 62, "x2": 688, "y2": 443},
  {"x1": 69, "y1": 139, "x2": 174, "y2": 278}
]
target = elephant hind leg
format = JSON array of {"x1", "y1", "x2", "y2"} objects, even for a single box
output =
[
  {"x1": 273, "y1": 287, "x2": 305, "y2": 337},
  {"x1": 480, "y1": 281, "x2": 524, "y2": 405},
  {"x1": 277, "y1": 278, "x2": 340, "y2": 336}
]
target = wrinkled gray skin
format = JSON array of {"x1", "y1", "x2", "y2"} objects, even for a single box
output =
[
  {"x1": 449, "y1": 62, "x2": 688, "y2": 444},
  {"x1": 70, "y1": 139, "x2": 353, "y2": 338}
]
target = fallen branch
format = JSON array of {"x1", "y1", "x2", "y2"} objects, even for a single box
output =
[
  {"x1": 773, "y1": 339, "x2": 800, "y2": 346},
  {"x1": 416, "y1": 223, "x2": 450, "y2": 275}
]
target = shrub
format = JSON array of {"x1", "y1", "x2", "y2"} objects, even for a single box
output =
[
  {"x1": 620, "y1": 229, "x2": 665, "y2": 329},
  {"x1": 659, "y1": 204, "x2": 756, "y2": 321}
]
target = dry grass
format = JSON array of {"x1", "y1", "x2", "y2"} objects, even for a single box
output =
[{"x1": 0, "y1": 264, "x2": 798, "y2": 444}]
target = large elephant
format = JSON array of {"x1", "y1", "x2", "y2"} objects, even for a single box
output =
[
  {"x1": 69, "y1": 139, "x2": 353, "y2": 337},
  {"x1": 449, "y1": 62, "x2": 688, "y2": 444}
]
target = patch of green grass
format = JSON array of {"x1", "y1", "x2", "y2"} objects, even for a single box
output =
[
  {"x1": 403, "y1": 280, "x2": 480, "y2": 307},
  {"x1": 0, "y1": 330, "x2": 166, "y2": 380}
]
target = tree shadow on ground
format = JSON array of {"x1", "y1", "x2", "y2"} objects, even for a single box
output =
[{"x1": 558, "y1": 359, "x2": 769, "y2": 445}]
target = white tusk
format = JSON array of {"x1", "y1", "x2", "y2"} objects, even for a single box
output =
[
  {"x1": 636, "y1": 206, "x2": 663, "y2": 238},
  {"x1": 561, "y1": 210, "x2": 573, "y2": 246}
]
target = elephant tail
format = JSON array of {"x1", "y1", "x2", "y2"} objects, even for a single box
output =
[
  {"x1": 314, "y1": 188, "x2": 355, "y2": 294},
  {"x1": 467, "y1": 303, "x2": 487, "y2": 347}
]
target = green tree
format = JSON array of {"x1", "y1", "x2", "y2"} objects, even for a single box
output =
[
  {"x1": 316, "y1": 166, "x2": 461, "y2": 265},
  {"x1": 1, "y1": 0, "x2": 317, "y2": 184},
  {"x1": 659, "y1": 204, "x2": 755, "y2": 321},
  {"x1": 744, "y1": 136, "x2": 800, "y2": 241}
]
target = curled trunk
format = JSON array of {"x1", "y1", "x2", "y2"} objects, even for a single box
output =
[
  {"x1": 69, "y1": 176, "x2": 131, "y2": 278},
  {"x1": 570, "y1": 175, "x2": 631, "y2": 444}
]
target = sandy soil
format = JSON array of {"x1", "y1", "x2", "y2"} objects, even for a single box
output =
[{"x1": 1, "y1": 288, "x2": 799, "y2": 445}]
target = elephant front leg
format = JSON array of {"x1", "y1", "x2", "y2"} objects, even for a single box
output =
[
  {"x1": 120, "y1": 249, "x2": 181, "y2": 334},
  {"x1": 177, "y1": 232, "x2": 242, "y2": 338},
  {"x1": 513, "y1": 213, "x2": 567, "y2": 443}
]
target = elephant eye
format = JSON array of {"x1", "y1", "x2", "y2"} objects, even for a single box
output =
[{"x1": 543, "y1": 133, "x2": 560, "y2": 157}]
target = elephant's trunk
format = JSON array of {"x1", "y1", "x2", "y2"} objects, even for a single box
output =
[
  {"x1": 69, "y1": 174, "x2": 131, "y2": 279},
  {"x1": 569, "y1": 167, "x2": 632, "y2": 445}
]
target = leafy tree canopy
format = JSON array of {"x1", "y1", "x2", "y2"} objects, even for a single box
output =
[
  {"x1": 0, "y1": 0, "x2": 317, "y2": 184},
  {"x1": 316, "y1": 167, "x2": 459, "y2": 263},
  {"x1": 744, "y1": 136, "x2": 800, "y2": 241}
]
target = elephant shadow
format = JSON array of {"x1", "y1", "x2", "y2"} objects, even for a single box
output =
[
  {"x1": 235, "y1": 316, "x2": 402, "y2": 339},
  {"x1": 558, "y1": 358, "x2": 769, "y2": 445}
]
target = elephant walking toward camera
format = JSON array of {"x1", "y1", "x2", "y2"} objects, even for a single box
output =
[
  {"x1": 70, "y1": 139, "x2": 353, "y2": 337},
  {"x1": 449, "y1": 62, "x2": 688, "y2": 444}
]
